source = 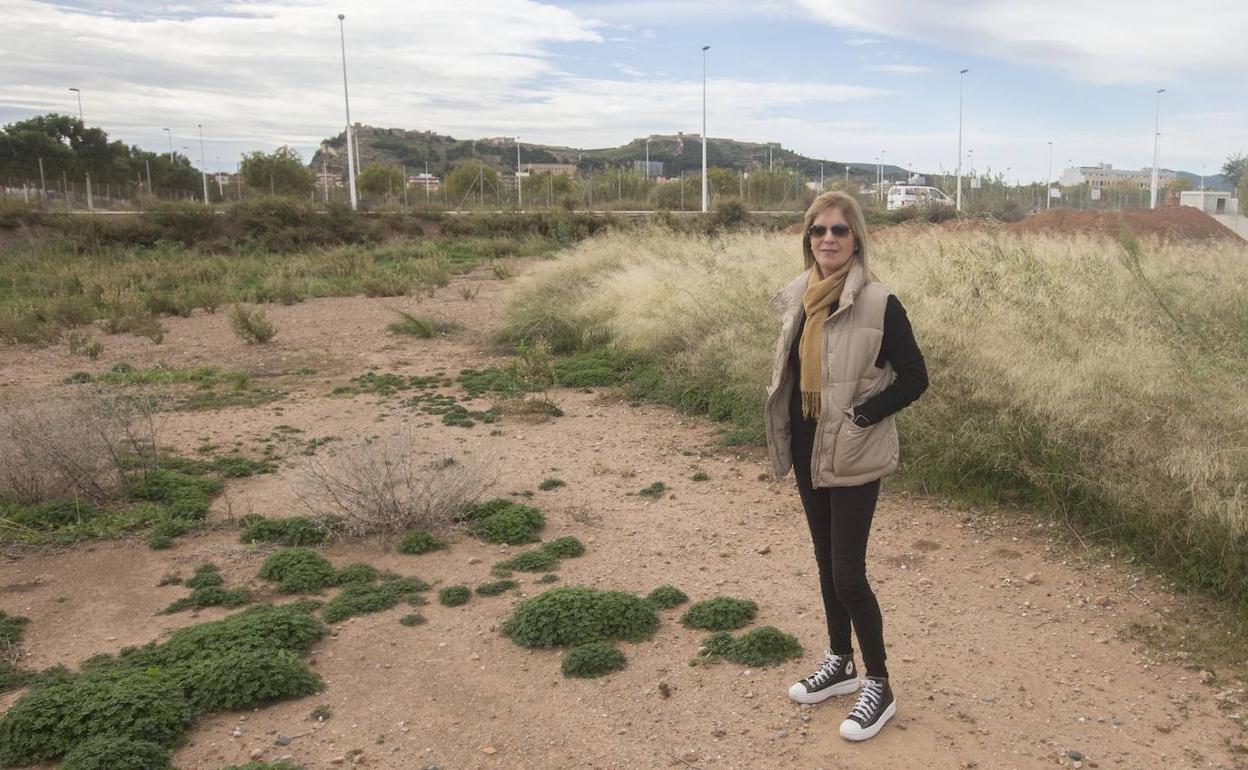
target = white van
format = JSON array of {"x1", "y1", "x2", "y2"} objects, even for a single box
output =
[{"x1": 886, "y1": 185, "x2": 952, "y2": 211}]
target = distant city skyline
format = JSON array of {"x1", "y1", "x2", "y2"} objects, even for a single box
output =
[{"x1": 3, "y1": 0, "x2": 1245, "y2": 183}]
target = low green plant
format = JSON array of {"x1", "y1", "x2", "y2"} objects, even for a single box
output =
[
  {"x1": 540, "y1": 536, "x2": 585, "y2": 559},
  {"x1": 184, "y1": 564, "x2": 224, "y2": 590},
  {"x1": 501, "y1": 586, "x2": 659, "y2": 648},
  {"x1": 386, "y1": 310, "x2": 459, "y2": 338},
  {"x1": 58, "y1": 736, "x2": 173, "y2": 770},
  {"x1": 494, "y1": 549, "x2": 557, "y2": 573},
  {"x1": 476, "y1": 579, "x2": 519, "y2": 596},
  {"x1": 147, "y1": 534, "x2": 174, "y2": 550},
  {"x1": 396, "y1": 529, "x2": 445, "y2": 555},
  {"x1": 161, "y1": 586, "x2": 251, "y2": 614},
  {"x1": 210, "y1": 454, "x2": 274, "y2": 478},
  {"x1": 321, "y1": 577, "x2": 430, "y2": 623},
  {"x1": 309, "y1": 704, "x2": 332, "y2": 721},
  {"x1": 537, "y1": 573, "x2": 559, "y2": 584},
  {"x1": 691, "y1": 472, "x2": 710, "y2": 482},
  {"x1": 240, "y1": 516, "x2": 329, "y2": 546},
  {"x1": 126, "y1": 469, "x2": 222, "y2": 521},
  {"x1": 228, "y1": 304, "x2": 277, "y2": 344},
  {"x1": 438, "y1": 585, "x2": 471, "y2": 607},
  {"x1": 638, "y1": 481, "x2": 668, "y2": 499},
  {"x1": 150, "y1": 518, "x2": 190, "y2": 541},
  {"x1": 680, "y1": 597, "x2": 758, "y2": 631},
  {"x1": 550, "y1": 348, "x2": 641, "y2": 388},
  {"x1": 646, "y1": 585, "x2": 689, "y2": 609},
  {"x1": 463, "y1": 499, "x2": 545, "y2": 545},
  {"x1": 333, "y1": 563, "x2": 379, "y2": 586},
  {"x1": 561, "y1": 641, "x2": 627, "y2": 679},
  {"x1": 257, "y1": 548, "x2": 337, "y2": 594},
  {"x1": 399, "y1": 613, "x2": 426, "y2": 627},
  {"x1": 702, "y1": 626, "x2": 802, "y2": 667},
  {"x1": 538, "y1": 478, "x2": 566, "y2": 491}
]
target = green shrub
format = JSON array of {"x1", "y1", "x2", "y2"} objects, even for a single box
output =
[
  {"x1": 645, "y1": 585, "x2": 689, "y2": 609},
  {"x1": 333, "y1": 563, "x2": 379, "y2": 586},
  {"x1": 438, "y1": 586, "x2": 471, "y2": 607},
  {"x1": 161, "y1": 586, "x2": 251, "y2": 614},
  {"x1": 476, "y1": 579, "x2": 519, "y2": 596},
  {"x1": 0, "y1": 668, "x2": 196, "y2": 765},
  {"x1": 151, "y1": 518, "x2": 190, "y2": 540},
  {"x1": 309, "y1": 704, "x2": 332, "y2": 721},
  {"x1": 501, "y1": 587, "x2": 659, "y2": 648},
  {"x1": 211, "y1": 455, "x2": 274, "y2": 478},
  {"x1": 59, "y1": 736, "x2": 172, "y2": 770},
  {"x1": 257, "y1": 548, "x2": 337, "y2": 593},
  {"x1": 680, "y1": 597, "x2": 758, "y2": 631},
  {"x1": 240, "y1": 516, "x2": 329, "y2": 546},
  {"x1": 540, "y1": 536, "x2": 585, "y2": 559},
  {"x1": 184, "y1": 564, "x2": 224, "y2": 590},
  {"x1": 179, "y1": 648, "x2": 322, "y2": 712},
  {"x1": 5, "y1": 498, "x2": 99, "y2": 529},
  {"x1": 147, "y1": 534, "x2": 174, "y2": 550},
  {"x1": 126, "y1": 469, "x2": 221, "y2": 520},
  {"x1": 396, "y1": 529, "x2": 444, "y2": 555},
  {"x1": 705, "y1": 626, "x2": 803, "y2": 667},
  {"x1": 638, "y1": 481, "x2": 668, "y2": 499},
  {"x1": 464, "y1": 500, "x2": 544, "y2": 545},
  {"x1": 537, "y1": 573, "x2": 559, "y2": 584},
  {"x1": 691, "y1": 472, "x2": 710, "y2": 482},
  {"x1": 123, "y1": 604, "x2": 325, "y2": 668},
  {"x1": 494, "y1": 549, "x2": 557, "y2": 573},
  {"x1": 228, "y1": 304, "x2": 277, "y2": 344},
  {"x1": 399, "y1": 613, "x2": 426, "y2": 627},
  {"x1": 561, "y1": 641, "x2": 627, "y2": 679},
  {"x1": 538, "y1": 478, "x2": 566, "y2": 491},
  {"x1": 321, "y1": 577, "x2": 429, "y2": 623}
]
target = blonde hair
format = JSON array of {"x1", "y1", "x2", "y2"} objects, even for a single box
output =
[{"x1": 801, "y1": 191, "x2": 871, "y2": 277}]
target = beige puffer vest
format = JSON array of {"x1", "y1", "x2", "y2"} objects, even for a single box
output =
[{"x1": 764, "y1": 262, "x2": 899, "y2": 488}]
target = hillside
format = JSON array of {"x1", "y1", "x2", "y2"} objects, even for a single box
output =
[{"x1": 309, "y1": 125, "x2": 907, "y2": 182}]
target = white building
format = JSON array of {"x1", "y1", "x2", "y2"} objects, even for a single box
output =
[
  {"x1": 1059, "y1": 162, "x2": 1177, "y2": 191},
  {"x1": 1179, "y1": 190, "x2": 1239, "y2": 216}
]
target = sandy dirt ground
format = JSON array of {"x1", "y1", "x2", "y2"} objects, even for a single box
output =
[{"x1": 1, "y1": 263, "x2": 1246, "y2": 770}]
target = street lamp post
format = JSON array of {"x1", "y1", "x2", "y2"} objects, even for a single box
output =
[
  {"x1": 956, "y1": 68, "x2": 968, "y2": 212},
  {"x1": 1046, "y1": 141, "x2": 1054, "y2": 210},
  {"x1": 338, "y1": 13, "x2": 358, "y2": 210},
  {"x1": 1150, "y1": 88, "x2": 1166, "y2": 209},
  {"x1": 516, "y1": 136, "x2": 522, "y2": 210},
  {"x1": 197, "y1": 124, "x2": 209, "y2": 203},
  {"x1": 69, "y1": 87, "x2": 92, "y2": 210},
  {"x1": 701, "y1": 45, "x2": 710, "y2": 213},
  {"x1": 163, "y1": 128, "x2": 174, "y2": 161}
]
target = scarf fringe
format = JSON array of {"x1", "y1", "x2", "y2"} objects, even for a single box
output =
[{"x1": 801, "y1": 390, "x2": 820, "y2": 420}]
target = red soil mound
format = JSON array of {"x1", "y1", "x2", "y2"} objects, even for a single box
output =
[{"x1": 1006, "y1": 205, "x2": 1243, "y2": 242}]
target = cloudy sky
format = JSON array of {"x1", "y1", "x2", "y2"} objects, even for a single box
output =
[{"x1": 3, "y1": 0, "x2": 1246, "y2": 182}]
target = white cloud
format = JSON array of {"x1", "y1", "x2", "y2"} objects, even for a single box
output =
[
  {"x1": 794, "y1": 0, "x2": 1248, "y2": 83},
  {"x1": 863, "y1": 64, "x2": 929, "y2": 75}
]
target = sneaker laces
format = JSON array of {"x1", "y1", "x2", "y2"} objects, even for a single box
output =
[
  {"x1": 847, "y1": 678, "x2": 884, "y2": 723},
  {"x1": 803, "y1": 652, "x2": 843, "y2": 688}
]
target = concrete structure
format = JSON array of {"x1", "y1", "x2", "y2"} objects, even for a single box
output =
[
  {"x1": 1180, "y1": 190, "x2": 1238, "y2": 216},
  {"x1": 521, "y1": 163, "x2": 577, "y2": 176},
  {"x1": 1212, "y1": 213, "x2": 1248, "y2": 240},
  {"x1": 1059, "y1": 162, "x2": 1177, "y2": 191}
]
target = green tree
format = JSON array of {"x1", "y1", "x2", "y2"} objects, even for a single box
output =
[
  {"x1": 1240, "y1": 175, "x2": 1248, "y2": 215},
  {"x1": 1222, "y1": 153, "x2": 1245, "y2": 188},
  {"x1": 521, "y1": 171, "x2": 578, "y2": 203},
  {"x1": 239, "y1": 146, "x2": 314, "y2": 195},
  {"x1": 357, "y1": 163, "x2": 405, "y2": 197},
  {"x1": 445, "y1": 163, "x2": 498, "y2": 205},
  {"x1": 707, "y1": 167, "x2": 739, "y2": 198}
]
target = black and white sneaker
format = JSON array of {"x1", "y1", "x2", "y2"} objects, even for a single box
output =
[
  {"x1": 787, "y1": 650, "x2": 860, "y2": 704},
  {"x1": 839, "y1": 675, "x2": 896, "y2": 741}
]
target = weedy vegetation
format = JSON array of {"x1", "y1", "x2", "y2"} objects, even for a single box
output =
[{"x1": 680, "y1": 597, "x2": 759, "y2": 631}]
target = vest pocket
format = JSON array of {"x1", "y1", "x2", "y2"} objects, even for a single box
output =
[{"x1": 832, "y1": 416, "x2": 895, "y2": 478}]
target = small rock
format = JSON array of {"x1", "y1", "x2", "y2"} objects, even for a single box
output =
[
  {"x1": 250, "y1": 748, "x2": 264, "y2": 760},
  {"x1": 775, "y1": 731, "x2": 789, "y2": 739},
  {"x1": 481, "y1": 746, "x2": 497, "y2": 755},
  {"x1": 468, "y1": 557, "x2": 482, "y2": 565},
  {"x1": 1068, "y1": 750, "x2": 1084, "y2": 761},
  {"x1": 1024, "y1": 572, "x2": 1040, "y2": 584},
  {"x1": 658, "y1": 682, "x2": 671, "y2": 698},
  {"x1": 329, "y1": 758, "x2": 346, "y2": 766},
  {"x1": 757, "y1": 544, "x2": 771, "y2": 555},
  {"x1": 1199, "y1": 670, "x2": 1215, "y2": 685},
  {"x1": 1155, "y1": 723, "x2": 1172, "y2": 734},
  {"x1": 231, "y1": 728, "x2": 243, "y2": 738},
  {"x1": 275, "y1": 736, "x2": 291, "y2": 746}
]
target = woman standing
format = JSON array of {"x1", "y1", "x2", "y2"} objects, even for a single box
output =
[{"x1": 764, "y1": 191, "x2": 928, "y2": 741}]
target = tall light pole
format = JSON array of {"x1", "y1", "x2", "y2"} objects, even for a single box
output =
[
  {"x1": 1046, "y1": 141, "x2": 1054, "y2": 210},
  {"x1": 645, "y1": 137, "x2": 650, "y2": 180},
  {"x1": 338, "y1": 13, "x2": 358, "y2": 210},
  {"x1": 878, "y1": 150, "x2": 886, "y2": 203},
  {"x1": 69, "y1": 87, "x2": 92, "y2": 210},
  {"x1": 516, "y1": 136, "x2": 522, "y2": 210},
  {"x1": 1150, "y1": 87, "x2": 1166, "y2": 209},
  {"x1": 197, "y1": 124, "x2": 209, "y2": 203},
  {"x1": 163, "y1": 128, "x2": 173, "y2": 161},
  {"x1": 701, "y1": 45, "x2": 710, "y2": 213},
  {"x1": 956, "y1": 68, "x2": 968, "y2": 212}
]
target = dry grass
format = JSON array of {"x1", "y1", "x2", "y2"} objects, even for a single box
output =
[
  {"x1": 296, "y1": 433, "x2": 497, "y2": 538},
  {"x1": 504, "y1": 225, "x2": 1248, "y2": 602}
]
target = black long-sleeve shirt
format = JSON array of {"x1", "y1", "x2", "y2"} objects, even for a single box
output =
[{"x1": 786, "y1": 294, "x2": 929, "y2": 428}]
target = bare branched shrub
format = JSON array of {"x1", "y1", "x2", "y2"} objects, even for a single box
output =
[
  {"x1": 0, "y1": 388, "x2": 162, "y2": 504},
  {"x1": 297, "y1": 434, "x2": 495, "y2": 537}
]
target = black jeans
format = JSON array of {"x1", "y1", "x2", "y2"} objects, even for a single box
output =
[{"x1": 792, "y1": 428, "x2": 889, "y2": 679}]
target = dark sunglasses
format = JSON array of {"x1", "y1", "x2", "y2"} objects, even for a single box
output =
[{"x1": 807, "y1": 223, "x2": 852, "y2": 239}]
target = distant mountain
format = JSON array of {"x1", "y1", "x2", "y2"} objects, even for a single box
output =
[
  {"x1": 309, "y1": 125, "x2": 908, "y2": 182},
  {"x1": 1172, "y1": 171, "x2": 1234, "y2": 192}
]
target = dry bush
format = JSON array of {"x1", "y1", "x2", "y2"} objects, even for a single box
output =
[
  {"x1": 297, "y1": 433, "x2": 495, "y2": 538},
  {"x1": 0, "y1": 389, "x2": 161, "y2": 504}
]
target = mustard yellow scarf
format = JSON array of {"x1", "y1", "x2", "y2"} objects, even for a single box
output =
[{"x1": 798, "y1": 261, "x2": 853, "y2": 419}]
